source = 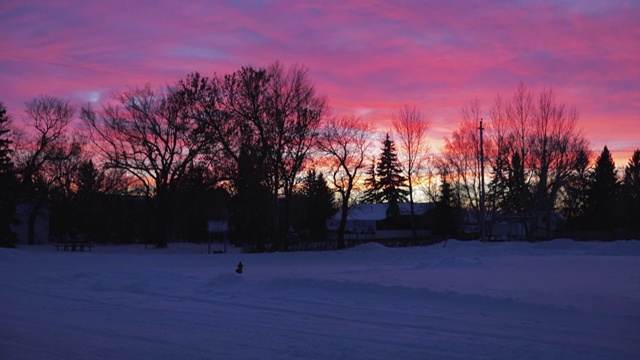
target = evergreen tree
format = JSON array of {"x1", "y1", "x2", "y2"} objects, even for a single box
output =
[
  {"x1": 73, "y1": 160, "x2": 106, "y2": 242},
  {"x1": 561, "y1": 149, "x2": 591, "y2": 228},
  {"x1": 76, "y1": 160, "x2": 105, "y2": 195},
  {"x1": 375, "y1": 134, "x2": 408, "y2": 218},
  {"x1": 361, "y1": 161, "x2": 381, "y2": 203},
  {"x1": 300, "y1": 170, "x2": 337, "y2": 239},
  {"x1": 433, "y1": 171, "x2": 459, "y2": 236},
  {"x1": 586, "y1": 146, "x2": 619, "y2": 230},
  {"x1": 508, "y1": 152, "x2": 527, "y2": 212},
  {"x1": 623, "y1": 149, "x2": 640, "y2": 230},
  {"x1": 0, "y1": 104, "x2": 13, "y2": 172},
  {"x1": 0, "y1": 103, "x2": 18, "y2": 247},
  {"x1": 489, "y1": 150, "x2": 528, "y2": 213},
  {"x1": 487, "y1": 146, "x2": 510, "y2": 212}
]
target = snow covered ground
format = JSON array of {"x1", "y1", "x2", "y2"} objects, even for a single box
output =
[{"x1": 1, "y1": 239, "x2": 639, "y2": 360}]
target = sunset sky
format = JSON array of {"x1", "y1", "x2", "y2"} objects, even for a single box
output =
[{"x1": 1, "y1": 0, "x2": 638, "y2": 165}]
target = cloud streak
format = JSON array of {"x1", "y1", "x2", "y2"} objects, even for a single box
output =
[{"x1": 1, "y1": 0, "x2": 638, "y2": 163}]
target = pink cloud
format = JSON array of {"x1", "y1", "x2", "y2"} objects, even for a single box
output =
[{"x1": 0, "y1": 0, "x2": 638, "y2": 162}]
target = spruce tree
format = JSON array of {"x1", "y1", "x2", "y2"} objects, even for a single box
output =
[
  {"x1": 623, "y1": 149, "x2": 640, "y2": 230},
  {"x1": 508, "y1": 152, "x2": 527, "y2": 212},
  {"x1": 562, "y1": 149, "x2": 591, "y2": 228},
  {"x1": 586, "y1": 146, "x2": 619, "y2": 230},
  {"x1": 361, "y1": 162, "x2": 381, "y2": 203},
  {"x1": 434, "y1": 172, "x2": 458, "y2": 236},
  {"x1": 375, "y1": 134, "x2": 408, "y2": 218},
  {"x1": 487, "y1": 147, "x2": 510, "y2": 212},
  {"x1": 73, "y1": 160, "x2": 106, "y2": 242},
  {"x1": 0, "y1": 104, "x2": 12, "y2": 172},
  {"x1": 0, "y1": 103, "x2": 18, "y2": 247},
  {"x1": 301, "y1": 170, "x2": 337, "y2": 239}
]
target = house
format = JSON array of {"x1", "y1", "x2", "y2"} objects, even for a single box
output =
[
  {"x1": 447, "y1": 209, "x2": 565, "y2": 241},
  {"x1": 458, "y1": 210, "x2": 480, "y2": 237},
  {"x1": 326, "y1": 202, "x2": 434, "y2": 240},
  {"x1": 489, "y1": 211, "x2": 564, "y2": 241}
]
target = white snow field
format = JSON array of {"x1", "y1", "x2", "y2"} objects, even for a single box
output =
[{"x1": 1, "y1": 239, "x2": 639, "y2": 360}]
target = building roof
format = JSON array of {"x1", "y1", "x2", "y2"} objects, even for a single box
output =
[{"x1": 331, "y1": 203, "x2": 434, "y2": 221}]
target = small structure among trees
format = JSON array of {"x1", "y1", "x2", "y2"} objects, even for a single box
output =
[{"x1": 326, "y1": 202, "x2": 434, "y2": 244}]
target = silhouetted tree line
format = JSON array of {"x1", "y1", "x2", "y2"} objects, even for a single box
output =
[
  {"x1": 561, "y1": 146, "x2": 640, "y2": 235},
  {"x1": 434, "y1": 83, "x2": 640, "y2": 240},
  {"x1": 1, "y1": 73, "x2": 638, "y2": 249},
  {"x1": 1, "y1": 62, "x2": 336, "y2": 249}
]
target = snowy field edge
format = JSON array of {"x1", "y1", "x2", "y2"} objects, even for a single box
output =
[{"x1": 1, "y1": 239, "x2": 639, "y2": 360}]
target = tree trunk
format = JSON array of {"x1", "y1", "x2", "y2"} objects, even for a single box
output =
[
  {"x1": 155, "y1": 187, "x2": 169, "y2": 248},
  {"x1": 409, "y1": 178, "x2": 417, "y2": 240},
  {"x1": 282, "y1": 186, "x2": 295, "y2": 252},
  {"x1": 28, "y1": 210, "x2": 37, "y2": 245},
  {"x1": 272, "y1": 171, "x2": 281, "y2": 251},
  {"x1": 27, "y1": 197, "x2": 45, "y2": 245},
  {"x1": 337, "y1": 195, "x2": 349, "y2": 250}
]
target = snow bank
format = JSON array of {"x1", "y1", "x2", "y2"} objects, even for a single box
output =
[{"x1": 1, "y1": 239, "x2": 638, "y2": 360}]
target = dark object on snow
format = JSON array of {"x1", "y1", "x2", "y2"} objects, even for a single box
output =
[{"x1": 236, "y1": 261, "x2": 243, "y2": 274}]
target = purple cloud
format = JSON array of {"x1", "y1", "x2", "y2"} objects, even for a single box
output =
[{"x1": 0, "y1": 0, "x2": 638, "y2": 163}]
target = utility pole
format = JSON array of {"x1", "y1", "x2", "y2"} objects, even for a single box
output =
[{"x1": 479, "y1": 119, "x2": 486, "y2": 241}]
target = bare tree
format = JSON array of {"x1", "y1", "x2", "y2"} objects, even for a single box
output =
[
  {"x1": 316, "y1": 115, "x2": 374, "y2": 249},
  {"x1": 16, "y1": 96, "x2": 77, "y2": 244},
  {"x1": 441, "y1": 99, "x2": 486, "y2": 222},
  {"x1": 392, "y1": 104, "x2": 429, "y2": 239},
  {"x1": 486, "y1": 84, "x2": 589, "y2": 239},
  {"x1": 176, "y1": 63, "x2": 326, "y2": 250},
  {"x1": 173, "y1": 72, "x2": 236, "y2": 184},
  {"x1": 81, "y1": 85, "x2": 209, "y2": 247},
  {"x1": 499, "y1": 82, "x2": 535, "y2": 213},
  {"x1": 507, "y1": 82, "x2": 536, "y2": 167},
  {"x1": 485, "y1": 84, "x2": 537, "y2": 239},
  {"x1": 530, "y1": 88, "x2": 588, "y2": 238},
  {"x1": 265, "y1": 62, "x2": 327, "y2": 248},
  {"x1": 175, "y1": 68, "x2": 271, "y2": 249},
  {"x1": 419, "y1": 155, "x2": 442, "y2": 204},
  {"x1": 487, "y1": 95, "x2": 511, "y2": 212}
]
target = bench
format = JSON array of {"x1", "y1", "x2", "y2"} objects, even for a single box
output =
[{"x1": 52, "y1": 242, "x2": 93, "y2": 252}]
